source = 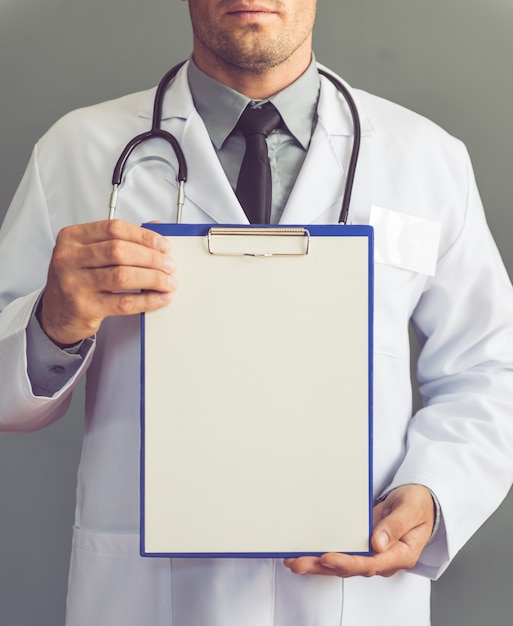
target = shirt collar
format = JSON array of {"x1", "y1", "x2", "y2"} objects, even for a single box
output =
[{"x1": 187, "y1": 56, "x2": 320, "y2": 151}]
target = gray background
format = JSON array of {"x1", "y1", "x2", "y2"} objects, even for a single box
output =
[{"x1": 0, "y1": 0, "x2": 512, "y2": 624}]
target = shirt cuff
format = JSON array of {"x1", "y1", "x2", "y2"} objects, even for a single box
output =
[{"x1": 26, "y1": 305, "x2": 94, "y2": 397}]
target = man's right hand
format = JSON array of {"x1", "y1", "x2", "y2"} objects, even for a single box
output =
[{"x1": 37, "y1": 219, "x2": 176, "y2": 347}]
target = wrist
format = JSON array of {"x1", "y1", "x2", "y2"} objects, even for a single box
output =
[{"x1": 35, "y1": 296, "x2": 85, "y2": 348}]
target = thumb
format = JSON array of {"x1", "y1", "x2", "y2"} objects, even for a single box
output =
[
  {"x1": 371, "y1": 502, "x2": 409, "y2": 553},
  {"x1": 373, "y1": 528, "x2": 391, "y2": 552}
]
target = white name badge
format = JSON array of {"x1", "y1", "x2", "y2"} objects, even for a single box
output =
[{"x1": 370, "y1": 205, "x2": 441, "y2": 276}]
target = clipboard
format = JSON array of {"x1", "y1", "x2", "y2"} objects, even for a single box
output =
[{"x1": 141, "y1": 224, "x2": 373, "y2": 558}]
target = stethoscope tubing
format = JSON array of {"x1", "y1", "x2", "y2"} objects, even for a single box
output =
[
  {"x1": 317, "y1": 68, "x2": 361, "y2": 225},
  {"x1": 109, "y1": 61, "x2": 361, "y2": 224}
]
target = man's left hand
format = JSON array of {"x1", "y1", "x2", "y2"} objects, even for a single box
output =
[{"x1": 284, "y1": 484, "x2": 436, "y2": 578}]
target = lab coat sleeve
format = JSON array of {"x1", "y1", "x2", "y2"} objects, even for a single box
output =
[
  {"x1": 384, "y1": 151, "x2": 513, "y2": 579},
  {"x1": 0, "y1": 147, "x2": 94, "y2": 432}
]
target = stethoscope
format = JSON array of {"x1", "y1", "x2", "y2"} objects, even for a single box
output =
[{"x1": 108, "y1": 61, "x2": 361, "y2": 225}]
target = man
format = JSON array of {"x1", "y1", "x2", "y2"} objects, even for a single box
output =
[{"x1": 1, "y1": 1, "x2": 512, "y2": 624}]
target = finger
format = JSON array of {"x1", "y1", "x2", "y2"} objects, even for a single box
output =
[
  {"x1": 97, "y1": 289, "x2": 175, "y2": 318},
  {"x1": 76, "y1": 239, "x2": 175, "y2": 274},
  {"x1": 57, "y1": 219, "x2": 170, "y2": 252},
  {"x1": 284, "y1": 557, "x2": 342, "y2": 577},
  {"x1": 54, "y1": 227, "x2": 172, "y2": 275},
  {"x1": 319, "y1": 542, "x2": 416, "y2": 578},
  {"x1": 284, "y1": 553, "x2": 387, "y2": 578},
  {"x1": 85, "y1": 265, "x2": 177, "y2": 297}
]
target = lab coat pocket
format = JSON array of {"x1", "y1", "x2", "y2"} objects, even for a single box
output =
[
  {"x1": 370, "y1": 207, "x2": 438, "y2": 358},
  {"x1": 66, "y1": 527, "x2": 172, "y2": 626},
  {"x1": 370, "y1": 206, "x2": 441, "y2": 277}
]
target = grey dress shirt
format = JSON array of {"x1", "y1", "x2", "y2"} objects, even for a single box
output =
[{"x1": 187, "y1": 57, "x2": 320, "y2": 223}]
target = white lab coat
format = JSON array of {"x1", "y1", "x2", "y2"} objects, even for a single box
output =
[{"x1": 1, "y1": 62, "x2": 513, "y2": 626}]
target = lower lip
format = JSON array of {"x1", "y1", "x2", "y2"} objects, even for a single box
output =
[{"x1": 227, "y1": 10, "x2": 277, "y2": 22}]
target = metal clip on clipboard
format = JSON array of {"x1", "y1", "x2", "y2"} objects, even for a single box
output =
[{"x1": 207, "y1": 227, "x2": 311, "y2": 257}]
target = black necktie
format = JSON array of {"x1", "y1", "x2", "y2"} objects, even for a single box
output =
[{"x1": 235, "y1": 103, "x2": 282, "y2": 224}]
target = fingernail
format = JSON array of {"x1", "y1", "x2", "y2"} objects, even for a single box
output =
[
  {"x1": 155, "y1": 236, "x2": 170, "y2": 252},
  {"x1": 321, "y1": 562, "x2": 337, "y2": 571},
  {"x1": 167, "y1": 275, "x2": 177, "y2": 288},
  {"x1": 377, "y1": 531, "x2": 389, "y2": 550},
  {"x1": 164, "y1": 257, "x2": 174, "y2": 272}
]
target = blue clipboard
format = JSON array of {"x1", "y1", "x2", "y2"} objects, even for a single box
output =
[{"x1": 141, "y1": 224, "x2": 373, "y2": 558}]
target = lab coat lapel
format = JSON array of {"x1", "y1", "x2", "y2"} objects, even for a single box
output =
[
  {"x1": 179, "y1": 111, "x2": 249, "y2": 224},
  {"x1": 279, "y1": 120, "x2": 345, "y2": 225},
  {"x1": 139, "y1": 61, "x2": 247, "y2": 225},
  {"x1": 280, "y1": 72, "x2": 374, "y2": 226}
]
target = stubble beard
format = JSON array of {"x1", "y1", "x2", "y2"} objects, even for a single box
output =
[{"x1": 195, "y1": 23, "x2": 311, "y2": 75}]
